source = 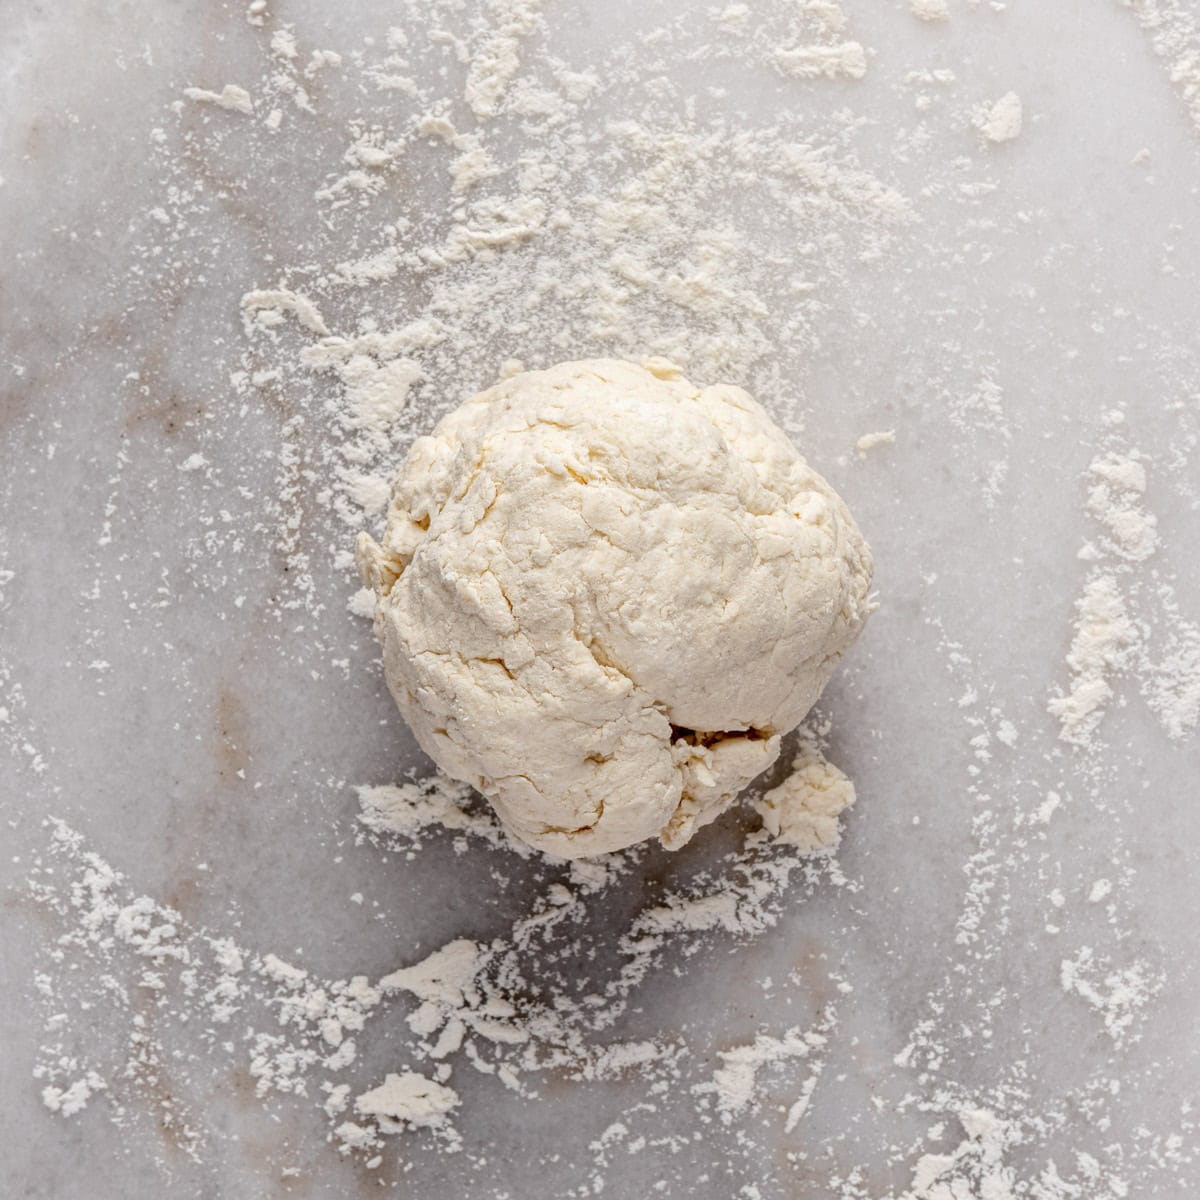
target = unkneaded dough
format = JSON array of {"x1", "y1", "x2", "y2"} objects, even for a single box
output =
[
  {"x1": 752, "y1": 747, "x2": 856, "y2": 854},
  {"x1": 357, "y1": 358, "x2": 873, "y2": 857}
]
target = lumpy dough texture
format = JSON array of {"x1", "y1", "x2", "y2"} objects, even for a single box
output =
[{"x1": 356, "y1": 359, "x2": 873, "y2": 858}]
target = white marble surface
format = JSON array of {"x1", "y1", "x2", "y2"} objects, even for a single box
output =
[{"x1": 3, "y1": 2, "x2": 1200, "y2": 1197}]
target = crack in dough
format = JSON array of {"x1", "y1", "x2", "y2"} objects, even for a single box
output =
[{"x1": 357, "y1": 359, "x2": 872, "y2": 857}]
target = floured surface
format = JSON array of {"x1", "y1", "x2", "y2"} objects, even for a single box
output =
[{"x1": 2, "y1": 1, "x2": 1199, "y2": 1198}]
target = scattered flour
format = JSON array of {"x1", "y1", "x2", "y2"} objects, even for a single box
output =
[
  {"x1": 897, "y1": 1108, "x2": 1019, "y2": 1200},
  {"x1": 354, "y1": 1071, "x2": 460, "y2": 1130},
  {"x1": 9, "y1": 1, "x2": 1199, "y2": 1196},
  {"x1": 1051, "y1": 449, "x2": 1199, "y2": 744},
  {"x1": 1048, "y1": 574, "x2": 1138, "y2": 745},
  {"x1": 1060, "y1": 947, "x2": 1162, "y2": 1045},
  {"x1": 1122, "y1": 0, "x2": 1200, "y2": 132},
  {"x1": 1144, "y1": 594, "x2": 1200, "y2": 738}
]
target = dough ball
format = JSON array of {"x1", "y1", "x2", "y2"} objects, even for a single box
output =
[{"x1": 356, "y1": 359, "x2": 872, "y2": 858}]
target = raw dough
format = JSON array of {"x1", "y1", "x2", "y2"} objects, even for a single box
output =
[
  {"x1": 357, "y1": 359, "x2": 872, "y2": 857},
  {"x1": 752, "y1": 747, "x2": 856, "y2": 853}
]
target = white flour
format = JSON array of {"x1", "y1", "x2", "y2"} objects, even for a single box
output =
[
  {"x1": 28, "y1": 750, "x2": 854, "y2": 1160},
  {"x1": 1123, "y1": 0, "x2": 1200, "y2": 132},
  {"x1": 751, "y1": 746, "x2": 856, "y2": 852},
  {"x1": 182, "y1": 84, "x2": 255, "y2": 115},
  {"x1": 1052, "y1": 447, "x2": 1200, "y2": 745}
]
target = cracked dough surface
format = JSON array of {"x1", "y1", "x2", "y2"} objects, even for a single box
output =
[{"x1": 356, "y1": 358, "x2": 872, "y2": 857}]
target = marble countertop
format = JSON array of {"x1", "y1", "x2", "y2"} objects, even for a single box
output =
[{"x1": 3, "y1": 2, "x2": 1199, "y2": 1197}]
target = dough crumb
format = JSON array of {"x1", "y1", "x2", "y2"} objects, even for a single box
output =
[
  {"x1": 752, "y1": 746, "x2": 856, "y2": 853},
  {"x1": 1047, "y1": 574, "x2": 1138, "y2": 745},
  {"x1": 695, "y1": 1022, "x2": 827, "y2": 1121},
  {"x1": 771, "y1": 42, "x2": 868, "y2": 81},
  {"x1": 1086, "y1": 452, "x2": 1157, "y2": 561},
  {"x1": 975, "y1": 92, "x2": 1023, "y2": 143},
  {"x1": 910, "y1": 0, "x2": 950, "y2": 21},
  {"x1": 347, "y1": 587, "x2": 377, "y2": 619},
  {"x1": 1059, "y1": 948, "x2": 1161, "y2": 1046},
  {"x1": 463, "y1": 0, "x2": 544, "y2": 119},
  {"x1": 855, "y1": 429, "x2": 896, "y2": 458},
  {"x1": 182, "y1": 84, "x2": 255, "y2": 114}
]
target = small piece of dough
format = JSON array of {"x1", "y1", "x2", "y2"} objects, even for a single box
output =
[
  {"x1": 357, "y1": 359, "x2": 872, "y2": 857},
  {"x1": 183, "y1": 84, "x2": 255, "y2": 115},
  {"x1": 910, "y1": 0, "x2": 949, "y2": 22},
  {"x1": 856, "y1": 430, "x2": 895, "y2": 458},
  {"x1": 752, "y1": 748, "x2": 856, "y2": 853}
]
